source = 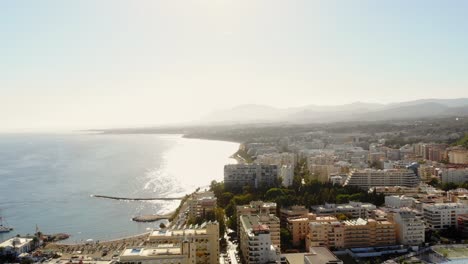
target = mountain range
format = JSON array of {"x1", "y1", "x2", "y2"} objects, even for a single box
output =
[{"x1": 201, "y1": 98, "x2": 468, "y2": 124}]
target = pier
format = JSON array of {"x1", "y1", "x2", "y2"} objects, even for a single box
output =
[{"x1": 91, "y1": 194, "x2": 184, "y2": 201}]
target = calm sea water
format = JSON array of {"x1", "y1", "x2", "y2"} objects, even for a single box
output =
[{"x1": 0, "y1": 133, "x2": 238, "y2": 243}]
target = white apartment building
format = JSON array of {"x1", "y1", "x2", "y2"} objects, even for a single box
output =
[
  {"x1": 344, "y1": 169, "x2": 419, "y2": 189},
  {"x1": 0, "y1": 237, "x2": 33, "y2": 255},
  {"x1": 239, "y1": 215, "x2": 280, "y2": 264},
  {"x1": 119, "y1": 243, "x2": 196, "y2": 264},
  {"x1": 440, "y1": 167, "x2": 468, "y2": 184},
  {"x1": 311, "y1": 202, "x2": 376, "y2": 219},
  {"x1": 147, "y1": 222, "x2": 219, "y2": 264},
  {"x1": 423, "y1": 203, "x2": 468, "y2": 230},
  {"x1": 279, "y1": 165, "x2": 294, "y2": 187},
  {"x1": 393, "y1": 210, "x2": 425, "y2": 246},
  {"x1": 224, "y1": 164, "x2": 278, "y2": 189},
  {"x1": 385, "y1": 196, "x2": 415, "y2": 208},
  {"x1": 255, "y1": 152, "x2": 297, "y2": 168}
]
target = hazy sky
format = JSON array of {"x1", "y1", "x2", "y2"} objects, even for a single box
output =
[{"x1": 1, "y1": 1, "x2": 468, "y2": 131}]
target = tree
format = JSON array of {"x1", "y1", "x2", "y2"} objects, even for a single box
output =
[{"x1": 280, "y1": 228, "x2": 292, "y2": 250}]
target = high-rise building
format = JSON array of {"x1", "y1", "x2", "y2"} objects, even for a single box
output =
[
  {"x1": 393, "y1": 210, "x2": 425, "y2": 245},
  {"x1": 239, "y1": 215, "x2": 280, "y2": 264},
  {"x1": 224, "y1": 164, "x2": 278, "y2": 189},
  {"x1": 423, "y1": 203, "x2": 468, "y2": 230},
  {"x1": 344, "y1": 169, "x2": 419, "y2": 189}
]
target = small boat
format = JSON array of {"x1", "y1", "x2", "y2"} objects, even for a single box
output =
[{"x1": 0, "y1": 213, "x2": 13, "y2": 233}]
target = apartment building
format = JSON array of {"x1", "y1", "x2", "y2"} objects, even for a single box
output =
[
  {"x1": 255, "y1": 152, "x2": 297, "y2": 168},
  {"x1": 119, "y1": 243, "x2": 196, "y2": 264},
  {"x1": 448, "y1": 147, "x2": 468, "y2": 164},
  {"x1": 287, "y1": 215, "x2": 337, "y2": 247},
  {"x1": 343, "y1": 218, "x2": 396, "y2": 248},
  {"x1": 423, "y1": 203, "x2": 468, "y2": 230},
  {"x1": 440, "y1": 167, "x2": 468, "y2": 184},
  {"x1": 385, "y1": 196, "x2": 415, "y2": 208},
  {"x1": 239, "y1": 215, "x2": 280, "y2": 264},
  {"x1": 237, "y1": 201, "x2": 277, "y2": 229},
  {"x1": 224, "y1": 164, "x2": 278, "y2": 189},
  {"x1": 0, "y1": 237, "x2": 33, "y2": 255},
  {"x1": 187, "y1": 191, "x2": 217, "y2": 219},
  {"x1": 310, "y1": 202, "x2": 376, "y2": 219},
  {"x1": 306, "y1": 220, "x2": 344, "y2": 249},
  {"x1": 280, "y1": 206, "x2": 309, "y2": 224},
  {"x1": 306, "y1": 218, "x2": 396, "y2": 249},
  {"x1": 279, "y1": 165, "x2": 294, "y2": 187},
  {"x1": 393, "y1": 210, "x2": 425, "y2": 245},
  {"x1": 457, "y1": 214, "x2": 468, "y2": 238},
  {"x1": 344, "y1": 169, "x2": 419, "y2": 189},
  {"x1": 147, "y1": 222, "x2": 219, "y2": 264}
]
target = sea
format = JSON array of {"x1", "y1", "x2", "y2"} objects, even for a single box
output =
[{"x1": 0, "y1": 133, "x2": 238, "y2": 243}]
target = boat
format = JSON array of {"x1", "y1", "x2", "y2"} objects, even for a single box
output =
[{"x1": 0, "y1": 213, "x2": 13, "y2": 233}]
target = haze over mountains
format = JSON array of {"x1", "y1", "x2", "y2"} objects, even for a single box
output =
[{"x1": 202, "y1": 98, "x2": 468, "y2": 124}]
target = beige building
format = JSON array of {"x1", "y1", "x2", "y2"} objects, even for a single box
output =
[
  {"x1": 147, "y1": 222, "x2": 219, "y2": 264},
  {"x1": 288, "y1": 215, "x2": 337, "y2": 247},
  {"x1": 187, "y1": 191, "x2": 217, "y2": 219},
  {"x1": 119, "y1": 243, "x2": 196, "y2": 264},
  {"x1": 280, "y1": 205, "x2": 309, "y2": 224},
  {"x1": 237, "y1": 201, "x2": 277, "y2": 229},
  {"x1": 306, "y1": 218, "x2": 396, "y2": 249},
  {"x1": 448, "y1": 148, "x2": 468, "y2": 164}
]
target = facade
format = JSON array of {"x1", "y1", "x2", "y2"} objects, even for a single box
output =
[
  {"x1": 119, "y1": 243, "x2": 196, "y2": 264},
  {"x1": 224, "y1": 164, "x2": 278, "y2": 189},
  {"x1": 423, "y1": 203, "x2": 468, "y2": 230},
  {"x1": 440, "y1": 167, "x2": 468, "y2": 184},
  {"x1": 306, "y1": 218, "x2": 396, "y2": 249},
  {"x1": 342, "y1": 218, "x2": 396, "y2": 248},
  {"x1": 310, "y1": 202, "x2": 376, "y2": 219},
  {"x1": 287, "y1": 215, "x2": 337, "y2": 247},
  {"x1": 0, "y1": 237, "x2": 33, "y2": 255},
  {"x1": 280, "y1": 206, "x2": 309, "y2": 224},
  {"x1": 307, "y1": 220, "x2": 344, "y2": 249},
  {"x1": 279, "y1": 165, "x2": 294, "y2": 187},
  {"x1": 344, "y1": 169, "x2": 419, "y2": 189},
  {"x1": 457, "y1": 214, "x2": 468, "y2": 238},
  {"x1": 187, "y1": 191, "x2": 217, "y2": 219},
  {"x1": 448, "y1": 148, "x2": 468, "y2": 164},
  {"x1": 385, "y1": 196, "x2": 415, "y2": 208},
  {"x1": 393, "y1": 210, "x2": 425, "y2": 245},
  {"x1": 239, "y1": 215, "x2": 280, "y2": 264},
  {"x1": 147, "y1": 222, "x2": 219, "y2": 264}
]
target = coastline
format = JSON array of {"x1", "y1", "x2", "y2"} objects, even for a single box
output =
[{"x1": 46, "y1": 134, "x2": 239, "y2": 246}]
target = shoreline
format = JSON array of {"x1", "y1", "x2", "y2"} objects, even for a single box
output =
[{"x1": 5, "y1": 134, "x2": 241, "y2": 247}]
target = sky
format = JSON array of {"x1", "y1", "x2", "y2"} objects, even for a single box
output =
[{"x1": 1, "y1": 1, "x2": 468, "y2": 131}]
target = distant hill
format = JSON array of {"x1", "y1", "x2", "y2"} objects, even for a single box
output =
[{"x1": 201, "y1": 98, "x2": 468, "y2": 124}]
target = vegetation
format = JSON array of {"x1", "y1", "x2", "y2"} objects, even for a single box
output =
[
  {"x1": 169, "y1": 194, "x2": 190, "y2": 222},
  {"x1": 453, "y1": 133, "x2": 468, "y2": 148},
  {"x1": 209, "y1": 159, "x2": 386, "y2": 233}
]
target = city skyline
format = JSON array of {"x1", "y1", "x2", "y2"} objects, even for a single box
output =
[{"x1": 1, "y1": 1, "x2": 468, "y2": 131}]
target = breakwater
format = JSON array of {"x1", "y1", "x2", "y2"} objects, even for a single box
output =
[{"x1": 91, "y1": 195, "x2": 184, "y2": 201}]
